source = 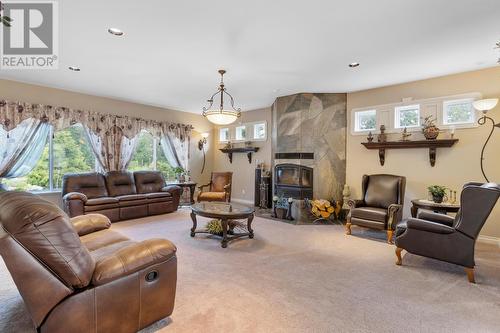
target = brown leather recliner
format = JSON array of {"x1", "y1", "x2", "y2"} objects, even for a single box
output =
[
  {"x1": 0, "y1": 191, "x2": 177, "y2": 333},
  {"x1": 62, "y1": 171, "x2": 181, "y2": 222},
  {"x1": 346, "y1": 174, "x2": 406, "y2": 244},
  {"x1": 197, "y1": 171, "x2": 233, "y2": 202},
  {"x1": 395, "y1": 182, "x2": 500, "y2": 283}
]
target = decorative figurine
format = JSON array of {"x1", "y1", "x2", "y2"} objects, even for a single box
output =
[
  {"x1": 377, "y1": 125, "x2": 387, "y2": 142},
  {"x1": 400, "y1": 127, "x2": 412, "y2": 141},
  {"x1": 342, "y1": 184, "x2": 351, "y2": 209},
  {"x1": 286, "y1": 197, "x2": 294, "y2": 220},
  {"x1": 272, "y1": 196, "x2": 279, "y2": 218},
  {"x1": 367, "y1": 131, "x2": 374, "y2": 142},
  {"x1": 449, "y1": 125, "x2": 456, "y2": 139}
]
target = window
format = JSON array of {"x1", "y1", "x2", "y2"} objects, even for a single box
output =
[
  {"x1": 395, "y1": 104, "x2": 420, "y2": 128},
  {"x1": 354, "y1": 110, "x2": 376, "y2": 132},
  {"x1": 443, "y1": 99, "x2": 475, "y2": 125},
  {"x1": 129, "y1": 131, "x2": 154, "y2": 171},
  {"x1": 128, "y1": 130, "x2": 175, "y2": 181},
  {"x1": 52, "y1": 124, "x2": 96, "y2": 189},
  {"x1": 253, "y1": 122, "x2": 266, "y2": 140},
  {"x1": 1, "y1": 124, "x2": 95, "y2": 191},
  {"x1": 235, "y1": 125, "x2": 246, "y2": 141},
  {"x1": 219, "y1": 128, "x2": 229, "y2": 142}
]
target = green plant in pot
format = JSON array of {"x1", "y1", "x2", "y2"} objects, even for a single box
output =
[
  {"x1": 173, "y1": 166, "x2": 185, "y2": 182},
  {"x1": 428, "y1": 185, "x2": 447, "y2": 203}
]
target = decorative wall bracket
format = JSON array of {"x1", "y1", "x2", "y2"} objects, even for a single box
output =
[
  {"x1": 219, "y1": 147, "x2": 259, "y2": 164},
  {"x1": 361, "y1": 139, "x2": 458, "y2": 167}
]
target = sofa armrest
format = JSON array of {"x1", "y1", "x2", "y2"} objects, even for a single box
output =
[
  {"x1": 347, "y1": 199, "x2": 364, "y2": 209},
  {"x1": 417, "y1": 211, "x2": 455, "y2": 226},
  {"x1": 70, "y1": 214, "x2": 111, "y2": 236},
  {"x1": 387, "y1": 204, "x2": 403, "y2": 230},
  {"x1": 63, "y1": 192, "x2": 88, "y2": 217},
  {"x1": 162, "y1": 185, "x2": 181, "y2": 209},
  {"x1": 406, "y1": 218, "x2": 455, "y2": 234},
  {"x1": 92, "y1": 239, "x2": 177, "y2": 286},
  {"x1": 63, "y1": 192, "x2": 88, "y2": 202}
]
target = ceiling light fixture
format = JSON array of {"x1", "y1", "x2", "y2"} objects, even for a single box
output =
[
  {"x1": 108, "y1": 28, "x2": 124, "y2": 36},
  {"x1": 349, "y1": 62, "x2": 360, "y2": 68},
  {"x1": 68, "y1": 66, "x2": 80, "y2": 72},
  {"x1": 202, "y1": 69, "x2": 241, "y2": 125}
]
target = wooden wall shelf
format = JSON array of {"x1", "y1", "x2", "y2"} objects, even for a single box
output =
[
  {"x1": 361, "y1": 139, "x2": 458, "y2": 167},
  {"x1": 219, "y1": 147, "x2": 260, "y2": 164}
]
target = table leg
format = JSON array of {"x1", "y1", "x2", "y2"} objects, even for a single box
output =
[
  {"x1": 221, "y1": 218, "x2": 228, "y2": 248},
  {"x1": 411, "y1": 205, "x2": 418, "y2": 218},
  {"x1": 248, "y1": 214, "x2": 254, "y2": 239},
  {"x1": 190, "y1": 212, "x2": 197, "y2": 237},
  {"x1": 189, "y1": 184, "x2": 195, "y2": 204}
]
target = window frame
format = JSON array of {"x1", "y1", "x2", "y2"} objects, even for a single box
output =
[
  {"x1": 219, "y1": 128, "x2": 230, "y2": 142},
  {"x1": 217, "y1": 121, "x2": 268, "y2": 143},
  {"x1": 252, "y1": 122, "x2": 267, "y2": 141},
  {"x1": 353, "y1": 109, "x2": 377, "y2": 133},
  {"x1": 394, "y1": 104, "x2": 420, "y2": 129},
  {"x1": 442, "y1": 98, "x2": 475, "y2": 125}
]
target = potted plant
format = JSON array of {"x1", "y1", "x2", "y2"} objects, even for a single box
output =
[
  {"x1": 174, "y1": 166, "x2": 185, "y2": 182},
  {"x1": 427, "y1": 185, "x2": 447, "y2": 203},
  {"x1": 421, "y1": 115, "x2": 440, "y2": 140}
]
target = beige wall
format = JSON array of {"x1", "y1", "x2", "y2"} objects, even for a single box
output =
[
  {"x1": 212, "y1": 107, "x2": 272, "y2": 204},
  {"x1": 346, "y1": 67, "x2": 500, "y2": 238},
  {"x1": 0, "y1": 79, "x2": 215, "y2": 205}
]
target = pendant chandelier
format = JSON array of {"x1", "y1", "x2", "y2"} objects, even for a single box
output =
[{"x1": 202, "y1": 69, "x2": 241, "y2": 125}]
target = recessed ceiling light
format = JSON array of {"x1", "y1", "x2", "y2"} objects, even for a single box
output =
[
  {"x1": 349, "y1": 62, "x2": 360, "y2": 68},
  {"x1": 108, "y1": 28, "x2": 124, "y2": 36},
  {"x1": 68, "y1": 66, "x2": 80, "y2": 72}
]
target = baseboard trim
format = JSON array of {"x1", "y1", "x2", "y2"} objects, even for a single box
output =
[
  {"x1": 231, "y1": 198, "x2": 254, "y2": 206},
  {"x1": 478, "y1": 235, "x2": 500, "y2": 247}
]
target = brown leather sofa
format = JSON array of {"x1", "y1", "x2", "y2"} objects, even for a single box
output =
[
  {"x1": 346, "y1": 174, "x2": 406, "y2": 243},
  {"x1": 0, "y1": 191, "x2": 177, "y2": 333},
  {"x1": 62, "y1": 171, "x2": 181, "y2": 222},
  {"x1": 395, "y1": 182, "x2": 500, "y2": 283},
  {"x1": 197, "y1": 171, "x2": 232, "y2": 202}
]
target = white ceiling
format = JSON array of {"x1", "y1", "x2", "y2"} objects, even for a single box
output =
[{"x1": 1, "y1": 0, "x2": 499, "y2": 114}]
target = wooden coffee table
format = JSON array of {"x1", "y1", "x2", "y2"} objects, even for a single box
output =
[
  {"x1": 190, "y1": 202, "x2": 255, "y2": 248},
  {"x1": 411, "y1": 199, "x2": 460, "y2": 217}
]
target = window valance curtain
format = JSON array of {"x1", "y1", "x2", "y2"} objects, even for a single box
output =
[{"x1": 0, "y1": 99, "x2": 193, "y2": 174}]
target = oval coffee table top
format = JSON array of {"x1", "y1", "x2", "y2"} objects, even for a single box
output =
[{"x1": 191, "y1": 202, "x2": 254, "y2": 217}]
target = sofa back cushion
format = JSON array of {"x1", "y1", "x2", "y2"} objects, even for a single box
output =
[
  {"x1": 134, "y1": 171, "x2": 165, "y2": 194},
  {"x1": 364, "y1": 174, "x2": 403, "y2": 209},
  {"x1": 0, "y1": 191, "x2": 95, "y2": 289},
  {"x1": 105, "y1": 171, "x2": 136, "y2": 197},
  {"x1": 62, "y1": 172, "x2": 108, "y2": 199}
]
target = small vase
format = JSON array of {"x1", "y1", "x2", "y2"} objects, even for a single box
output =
[
  {"x1": 276, "y1": 208, "x2": 287, "y2": 219},
  {"x1": 423, "y1": 126, "x2": 440, "y2": 140}
]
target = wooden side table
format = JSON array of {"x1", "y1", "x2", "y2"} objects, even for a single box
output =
[
  {"x1": 167, "y1": 182, "x2": 197, "y2": 205},
  {"x1": 410, "y1": 199, "x2": 460, "y2": 218}
]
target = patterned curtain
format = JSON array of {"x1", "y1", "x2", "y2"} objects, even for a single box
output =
[
  {"x1": 160, "y1": 123, "x2": 192, "y2": 171},
  {"x1": 85, "y1": 126, "x2": 137, "y2": 172},
  {"x1": 0, "y1": 118, "x2": 51, "y2": 178}
]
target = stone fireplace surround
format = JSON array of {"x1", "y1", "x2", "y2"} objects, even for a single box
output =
[{"x1": 270, "y1": 93, "x2": 347, "y2": 222}]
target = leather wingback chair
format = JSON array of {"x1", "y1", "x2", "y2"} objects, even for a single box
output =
[
  {"x1": 197, "y1": 172, "x2": 233, "y2": 202},
  {"x1": 0, "y1": 191, "x2": 177, "y2": 332},
  {"x1": 346, "y1": 174, "x2": 406, "y2": 244},
  {"x1": 395, "y1": 182, "x2": 500, "y2": 283}
]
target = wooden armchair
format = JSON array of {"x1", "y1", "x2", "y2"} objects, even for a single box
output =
[{"x1": 197, "y1": 172, "x2": 233, "y2": 202}]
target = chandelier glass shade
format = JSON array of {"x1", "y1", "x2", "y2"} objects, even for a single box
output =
[{"x1": 202, "y1": 70, "x2": 241, "y2": 125}]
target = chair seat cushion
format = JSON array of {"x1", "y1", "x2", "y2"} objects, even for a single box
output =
[
  {"x1": 351, "y1": 207, "x2": 387, "y2": 223},
  {"x1": 198, "y1": 192, "x2": 226, "y2": 201},
  {"x1": 80, "y1": 229, "x2": 130, "y2": 252},
  {"x1": 86, "y1": 197, "x2": 118, "y2": 206},
  {"x1": 145, "y1": 192, "x2": 172, "y2": 199},
  {"x1": 116, "y1": 194, "x2": 147, "y2": 202}
]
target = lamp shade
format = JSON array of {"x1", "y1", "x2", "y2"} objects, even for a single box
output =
[
  {"x1": 205, "y1": 110, "x2": 239, "y2": 125},
  {"x1": 473, "y1": 98, "x2": 498, "y2": 112},
  {"x1": 201, "y1": 132, "x2": 210, "y2": 138}
]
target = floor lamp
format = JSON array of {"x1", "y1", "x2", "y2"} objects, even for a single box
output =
[{"x1": 473, "y1": 98, "x2": 499, "y2": 182}]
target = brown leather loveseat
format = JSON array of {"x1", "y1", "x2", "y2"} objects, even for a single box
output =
[
  {"x1": 62, "y1": 171, "x2": 181, "y2": 222},
  {"x1": 0, "y1": 191, "x2": 177, "y2": 333}
]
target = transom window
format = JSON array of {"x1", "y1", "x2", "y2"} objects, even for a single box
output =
[
  {"x1": 443, "y1": 99, "x2": 475, "y2": 125},
  {"x1": 354, "y1": 110, "x2": 376, "y2": 132},
  {"x1": 219, "y1": 128, "x2": 229, "y2": 142},
  {"x1": 395, "y1": 104, "x2": 420, "y2": 128}
]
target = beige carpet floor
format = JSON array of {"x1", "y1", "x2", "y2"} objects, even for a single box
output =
[{"x1": 2, "y1": 209, "x2": 500, "y2": 333}]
